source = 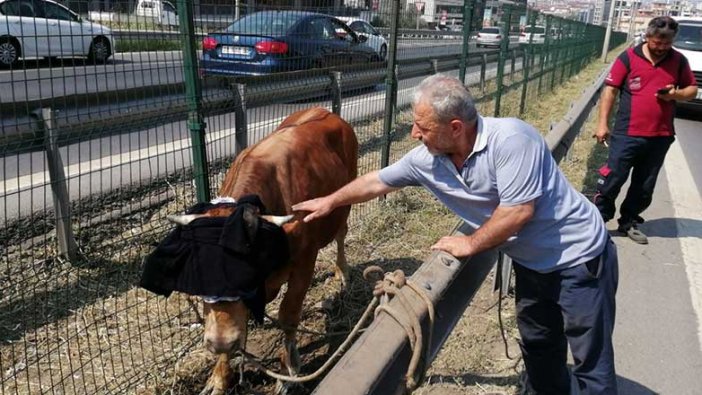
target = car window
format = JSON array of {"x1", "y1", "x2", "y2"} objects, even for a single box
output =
[
  {"x1": 330, "y1": 18, "x2": 355, "y2": 42},
  {"x1": 480, "y1": 28, "x2": 500, "y2": 34},
  {"x1": 349, "y1": 21, "x2": 363, "y2": 32},
  {"x1": 1, "y1": 0, "x2": 37, "y2": 17},
  {"x1": 307, "y1": 17, "x2": 335, "y2": 39},
  {"x1": 163, "y1": 1, "x2": 176, "y2": 13},
  {"x1": 674, "y1": 23, "x2": 702, "y2": 51},
  {"x1": 225, "y1": 12, "x2": 300, "y2": 35},
  {"x1": 43, "y1": 2, "x2": 74, "y2": 21}
]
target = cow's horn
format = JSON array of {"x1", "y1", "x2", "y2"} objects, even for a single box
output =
[
  {"x1": 261, "y1": 214, "x2": 295, "y2": 226},
  {"x1": 167, "y1": 214, "x2": 204, "y2": 226}
]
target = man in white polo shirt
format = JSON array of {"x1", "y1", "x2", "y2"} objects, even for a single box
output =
[{"x1": 292, "y1": 74, "x2": 619, "y2": 395}]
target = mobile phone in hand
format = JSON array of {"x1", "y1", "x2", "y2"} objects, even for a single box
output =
[{"x1": 657, "y1": 87, "x2": 671, "y2": 95}]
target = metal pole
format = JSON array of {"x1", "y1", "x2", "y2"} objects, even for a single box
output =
[
  {"x1": 177, "y1": 0, "x2": 210, "y2": 203},
  {"x1": 601, "y1": 0, "x2": 618, "y2": 62},
  {"x1": 330, "y1": 71, "x2": 342, "y2": 115},
  {"x1": 458, "y1": 0, "x2": 473, "y2": 83},
  {"x1": 35, "y1": 108, "x2": 79, "y2": 261},
  {"x1": 381, "y1": 0, "x2": 400, "y2": 169},
  {"x1": 538, "y1": 15, "x2": 551, "y2": 94},
  {"x1": 520, "y1": 9, "x2": 537, "y2": 115},
  {"x1": 494, "y1": 5, "x2": 512, "y2": 117}
]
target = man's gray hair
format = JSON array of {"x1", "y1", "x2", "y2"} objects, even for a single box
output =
[
  {"x1": 645, "y1": 16, "x2": 678, "y2": 40},
  {"x1": 412, "y1": 74, "x2": 478, "y2": 124}
]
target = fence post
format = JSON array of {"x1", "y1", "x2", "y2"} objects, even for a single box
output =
[
  {"x1": 458, "y1": 0, "x2": 473, "y2": 83},
  {"x1": 381, "y1": 0, "x2": 400, "y2": 169},
  {"x1": 520, "y1": 10, "x2": 537, "y2": 115},
  {"x1": 538, "y1": 15, "x2": 552, "y2": 94},
  {"x1": 233, "y1": 83, "x2": 248, "y2": 153},
  {"x1": 493, "y1": 5, "x2": 511, "y2": 116},
  {"x1": 33, "y1": 108, "x2": 79, "y2": 262},
  {"x1": 551, "y1": 18, "x2": 562, "y2": 92},
  {"x1": 177, "y1": 0, "x2": 210, "y2": 203},
  {"x1": 431, "y1": 59, "x2": 439, "y2": 74},
  {"x1": 510, "y1": 48, "x2": 516, "y2": 82},
  {"x1": 330, "y1": 71, "x2": 342, "y2": 115},
  {"x1": 480, "y1": 53, "x2": 487, "y2": 93}
]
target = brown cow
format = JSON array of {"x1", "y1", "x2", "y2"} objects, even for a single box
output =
[{"x1": 166, "y1": 108, "x2": 358, "y2": 394}]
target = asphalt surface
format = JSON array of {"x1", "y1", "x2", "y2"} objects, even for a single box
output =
[{"x1": 612, "y1": 109, "x2": 702, "y2": 394}]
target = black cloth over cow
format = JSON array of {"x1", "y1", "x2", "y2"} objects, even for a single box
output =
[{"x1": 139, "y1": 195, "x2": 290, "y2": 322}]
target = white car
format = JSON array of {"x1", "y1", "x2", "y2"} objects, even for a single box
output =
[
  {"x1": 476, "y1": 27, "x2": 503, "y2": 48},
  {"x1": 0, "y1": 0, "x2": 114, "y2": 67},
  {"x1": 673, "y1": 18, "x2": 702, "y2": 111},
  {"x1": 519, "y1": 25, "x2": 546, "y2": 44},
  {"x1": 336, "y1": 17, "x2": 387, "y2": 60}
]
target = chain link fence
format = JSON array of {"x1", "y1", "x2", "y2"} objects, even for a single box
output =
[{"x1": 0, "y1": 0, "x2": 626, "y2": 392}]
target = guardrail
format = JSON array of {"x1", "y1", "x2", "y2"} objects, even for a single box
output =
[{"x1": 313, "y1": 62, "x2": 610, "y2": 394}]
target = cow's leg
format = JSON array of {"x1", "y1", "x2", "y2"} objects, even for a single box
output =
[
  {"x1": 200, "y1": 354, "x2": 233, "y2": 395},
  {"x1": 275, "y1": 251, "x2": 317, "y2": 394},
  {"x1": 334, "y1": 222, "x2": 350, "y2": 291}
]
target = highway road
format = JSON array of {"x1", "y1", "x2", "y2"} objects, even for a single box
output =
[
  {"x1": 613, "y1": 110, "x2": 702, "y2": 394},
  {"x1": 0, "y1": 40, "x2": 500, "y2": 106}
]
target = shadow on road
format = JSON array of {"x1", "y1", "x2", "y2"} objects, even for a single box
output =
[{"x1": 637, "y1": 217, "x2": 702, "y2": 239}]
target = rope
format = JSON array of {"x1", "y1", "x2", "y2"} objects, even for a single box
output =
[{"x1": 238, "y1": 265, "x2": 435, "y2": 391}]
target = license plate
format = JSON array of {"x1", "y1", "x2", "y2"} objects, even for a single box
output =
[{"x1": 221, "y1": 46, "x2": 249, "y2": 56}]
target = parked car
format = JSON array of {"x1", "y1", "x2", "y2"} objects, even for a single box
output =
[
  {"x1": 335, "y1": 16, "x2": 387, "y2": 60},
  {"x1": 476, "y1": 27, "x2": 503, "y2": 48},
  {"x1": 673, "y1": 18, "x2": 702, "y2": 111},
  {"x1": 135, "y1": 0, "x2": 178, "y2": 27},
  {"x1": 0, "y1": 0, "x2": 114, "y2": 67},
  {"x1": 200, "y1": 11, "x2": 381, "y2": 77},
  {"x1": 519, "y1": 25, "x2": 546, "y2": 44}
]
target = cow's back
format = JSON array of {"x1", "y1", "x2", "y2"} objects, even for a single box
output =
[{"x1": 218, "y1": 108, "x2": 358, "y2": 251}]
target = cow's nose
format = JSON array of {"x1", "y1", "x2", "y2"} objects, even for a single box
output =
[{"x1": 205, "y1": 337, "x2": 238, "y2": 354}]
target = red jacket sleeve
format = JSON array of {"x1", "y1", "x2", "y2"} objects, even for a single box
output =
[{"x1": 604, "y1": 54, "x2": 628, "y2": 88}]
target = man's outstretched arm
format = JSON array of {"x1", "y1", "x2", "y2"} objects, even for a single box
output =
[{"x1": 292, "y1": 170, "x2": 400, "y2": 223}]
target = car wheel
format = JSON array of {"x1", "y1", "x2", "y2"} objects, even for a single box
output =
[
  {"x1": 0, "y1": 38, "x2": 20, "y2": 67},
  {"x1": 88, "y1": 37, "x2": 111, "y2": 64},
  {"x1": 379, "y1": 44, "x2": 387, "y2": 60}
]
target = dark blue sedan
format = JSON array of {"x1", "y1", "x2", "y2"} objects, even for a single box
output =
[{"x1": 200, "y1": 11, "x2": 382, "y2": 77}]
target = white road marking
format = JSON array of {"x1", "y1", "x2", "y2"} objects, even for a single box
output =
[{"x1": 664, "y1": 140, "x2": 702, "y2": 352}]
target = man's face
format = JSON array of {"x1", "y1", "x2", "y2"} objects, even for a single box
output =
[
  {"x1": 411, "y1": 101, "x2": 455, "y2": 156},
  {"x1": 646, "y1": 35, "x2": 673, "y2": 58}
]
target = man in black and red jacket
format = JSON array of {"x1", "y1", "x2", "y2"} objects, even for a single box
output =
[{"x1": 594, "y1": 16, "x2": 698, "y2": 244}]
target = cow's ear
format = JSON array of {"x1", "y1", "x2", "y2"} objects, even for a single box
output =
[{"x1": 242, "y1": 204, "x2": 260, "y2": 242}]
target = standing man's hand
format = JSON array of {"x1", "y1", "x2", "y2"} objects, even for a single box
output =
[
  {"x1": 292, "y1": 197, "x2": 334, "y2": 223},
  {"x1": 593, "y1": 125, "x2": 610, "y2": 145},
  {"x1": 656, "y1": 84, "x2": 677, "y2": 101}
]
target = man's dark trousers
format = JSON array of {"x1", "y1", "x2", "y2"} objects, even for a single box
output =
[
  {"x1": 594, "y1": 134, "x2": 675, "y2": 228},
  {"x1": 514, "y1": 238, "x2": 619, "y2": 395}
]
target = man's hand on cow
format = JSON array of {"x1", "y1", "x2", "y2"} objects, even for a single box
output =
[
  {"x1": 292, "y1": 197, "x2": 334, "y2": 223},
  {"x1": 430, "y1": 235, "x2": 474, "y2": 258}
]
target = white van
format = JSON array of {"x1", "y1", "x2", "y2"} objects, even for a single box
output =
[
  {"x1": 135, "y1": 0, "x2": 178, "y2": 27},
  {"x1": 674, "y1": 18, "x2": 702, "y2": 111}
]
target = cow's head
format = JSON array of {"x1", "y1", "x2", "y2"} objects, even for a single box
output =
[
  {"x1": 141, "y1": 195, "x2": 293, "y2": 356},
  {"x1": 169, "y1": 204, "x2": 293, "y2": 355}
]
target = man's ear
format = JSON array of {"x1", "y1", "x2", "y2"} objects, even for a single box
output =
[{"x1": 449, "y1": 119, "x2": 464, "y2": 137}]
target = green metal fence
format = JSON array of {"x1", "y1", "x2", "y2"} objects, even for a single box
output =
[{"x1": 0, "y1": 0, "x2": 626, "y2": 393}]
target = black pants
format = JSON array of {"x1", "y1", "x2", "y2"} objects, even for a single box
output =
[
  {"x1": 514, "y1": 238, "x2": 619, "y2": 395},
  {"x1": 594, "y1": 134, "x2": 674, "y2": 228}
]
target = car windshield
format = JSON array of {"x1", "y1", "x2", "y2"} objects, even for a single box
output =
[
  {"x1": 525, "y1": 26, "x2": 545, "y2": 34},
  {"x1": 674, "y1": 23, "x2": 702, "y2": 51},
  {"x1": 225, "y1": 12, "x2": 301, "y2": 35},
  {"x1": 481, "y1": 28, "x2": 499, "y2": 34}
]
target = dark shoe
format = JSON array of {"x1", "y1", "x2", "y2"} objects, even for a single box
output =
[
  {"x1": 618, "y1": 224, "x2": 648, "y2": 244},
  {"x1": 634, "y1": 215, "x2": 645, "y2": 224}
]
